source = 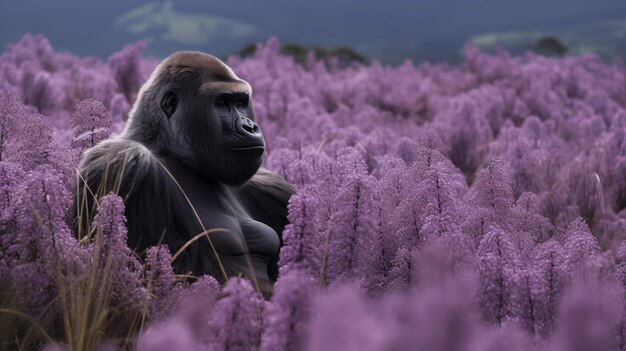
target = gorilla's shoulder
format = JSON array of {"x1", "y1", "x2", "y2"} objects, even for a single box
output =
[
  {"x1": 237, "y1": 168, "x2": 295, "y2": 281},
  {"x1": 76, "y1": 138, "x2": 173, "y2": 221},
  {"x1": 79, "y1": 139, "x2": 159, "y2": 182},
  {"x1": 76, "y1": 138, "x2": 189, "y2": 252},
  {"x1": 237, "y1": 168, "x2": 295, "y2": 237}
]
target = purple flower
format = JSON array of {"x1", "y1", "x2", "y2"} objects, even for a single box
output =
[
  {"x1": 108, "y1": 93, "x2": 130, "y2": 123},
  {"x1": 385, "y1": 279, "x2": 478, "y2": 351},
  {"x1": 416, "y1": 232, "x2": 476, "y2": 287},
  {"x1": 138, "y1": 319, "x2": 201, "y2": 351},
  {"x1": 70, "y1": 98, "x2": 113, "y2": 152},
  {"x1": 9, "y1": 165, "x2": 74, "y2": 265},
  {"x1": 532, "y1": 240, "x2": 569, "y2": 337},
  {"x1": 260, "y1": 269, "x2": 316, "y2": 351},
  {"x1": 305, "y1": 284, "x2": 390, "y2": 351},
  {"x1": 0, "y1": 161, "x2": 23, "y2": 221},
  {"x1": 144, "y1": 245, "x2": 178, "y2": 320},
  {"x1": 323, "y1": 173, "x2": 378, "y2": 284},
  {"x1": 434, "y1": 94, "x2": 494, "y2": 174},
  {"x1": 91, "y1": 194, "x2": 147, "y2": 321},
  {"x1": 551, "y1": 277, "x2": 623, "y2": 351},
  {"x1": 107, "y1": 42, "x2": 149, "y2": 103},
  {"x1": 385, "y1": 247, "x2": 417, "y2": 291},
  {"x1": 363, "y1": 204, "x2": 397, "y2": 295},
  {"x1": 562, "y1": 219, "x2": 599, "y2": 270},
  {"x1": 5, "y1": 165, "x2": 78, "y2": 318},
  {"x1": 476, "y1": 227, "x2": 522, "y2": 325},
  {"x1": 206, "y1": 278, "x2": 265, "y2": 351},
  {"x1": 462, "y1": 161, "x2": 515, "y2": 245},
  {"x1": 377, "y1": 161, "x2": 408, "y2": 241},
  {"x1": 0, "y1": 88, "x2": 20, "y2": 161},
  {"x1": 11, "y1": 113, "x2": 54, "y2": 171},
  {"x1": 419, "y1": 168, "x2": 463, "y2": 241},
  {"x1": 176, "y1": 275, "x2": 221, "y2": 342},
  {"x1": 512, "y1": 192, "x2": 553, "y2": 244},
  {"x1": 467, "y1": 326, "x2": 532, "y2": 351},
  {"x1": 279, "y1": 187, "x2": 322, "y2": 278},
  {"x1": 465, "y1": 160, "x2": 514, "y2": 225},
  {"x1": 266, "y1": 145, "x2": 333, "y2": 188}
]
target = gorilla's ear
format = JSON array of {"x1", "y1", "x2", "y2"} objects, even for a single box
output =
[{"x1": 161, "y1": 91, "x2": 178, "y2": 118}]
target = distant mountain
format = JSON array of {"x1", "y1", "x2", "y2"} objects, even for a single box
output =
[{"x1": 1, "y1": 0, "x2": 625, "y2": 64}]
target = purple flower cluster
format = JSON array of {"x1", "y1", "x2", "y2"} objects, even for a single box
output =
[{"x1": 1, "y1": 33, "x2": 626, "y2": 350}]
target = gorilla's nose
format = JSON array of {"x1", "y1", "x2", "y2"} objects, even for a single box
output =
[{"x1": 237, "y1": 117, "x2": 261, "y2": 137}]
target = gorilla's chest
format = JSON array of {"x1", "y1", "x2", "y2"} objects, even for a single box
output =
[
  {"x1": 199, "y1": 209, "x2": 280, "y2": 258},
  {"x1": 163, "y1": 158, "x2": 280, "y2": 258}
]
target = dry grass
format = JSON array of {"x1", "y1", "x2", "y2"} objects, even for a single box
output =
[{"x1": 1, "y1": 156, "x2": 266, "y2": 350}]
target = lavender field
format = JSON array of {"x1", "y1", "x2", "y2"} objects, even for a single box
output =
[{"x1": 1, "y1": 33, "x2": 626, "y2": 350}]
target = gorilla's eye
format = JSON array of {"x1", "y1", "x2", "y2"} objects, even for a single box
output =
[
  {"x1": 215, "y1": 98, "x2": 228, "y2": 109},
  {"x1": 236, "y1": 94, "x2": 249, "y2": 109}
]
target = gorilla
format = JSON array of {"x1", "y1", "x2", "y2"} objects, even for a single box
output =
[{"x1": 76, "y1": 52, "x2": 294, "y2": 295}]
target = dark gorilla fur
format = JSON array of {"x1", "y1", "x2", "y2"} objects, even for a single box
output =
[{"x1": 76, "y1": 52, "x2": 294, "y2": 294}]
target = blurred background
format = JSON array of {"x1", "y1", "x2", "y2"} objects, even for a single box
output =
[{"x1": 1, "y1": 0, "x2": 626, "y2": 64}]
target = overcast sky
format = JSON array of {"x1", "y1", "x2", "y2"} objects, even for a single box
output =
[{"x1": 1, "y1": 0, "x2": 626, "y2": 64}]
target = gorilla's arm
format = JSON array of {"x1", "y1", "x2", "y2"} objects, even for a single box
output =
[
  {"x1": 237, "y1": 168, "x2": 295, "y2": 280},
  {"x1": 75, "y1": 139, "x2": 213, "y2": 275},
  {"x1": 237, "y1": 168, "x2": 295, "y2": 236}
]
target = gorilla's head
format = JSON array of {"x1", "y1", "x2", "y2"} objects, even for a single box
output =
[{"x1": 123, "y1": 52, "x2": 264, "y2": 186}]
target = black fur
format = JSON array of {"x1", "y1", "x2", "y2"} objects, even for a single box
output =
[
  {"x1": 237, "y1": 168, "x2": 295, "y2": 280},
  {"x1": 76, "y1": 52, "x2": 294, "y2": 287}
]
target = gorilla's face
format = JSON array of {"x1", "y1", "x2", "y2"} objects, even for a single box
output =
[
  {"x1": 162, "y1": 78, "x2": 264, "y2": 186},
  {"x1": 209, "y1": 88, "x2": 264, "y2": 185}
]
